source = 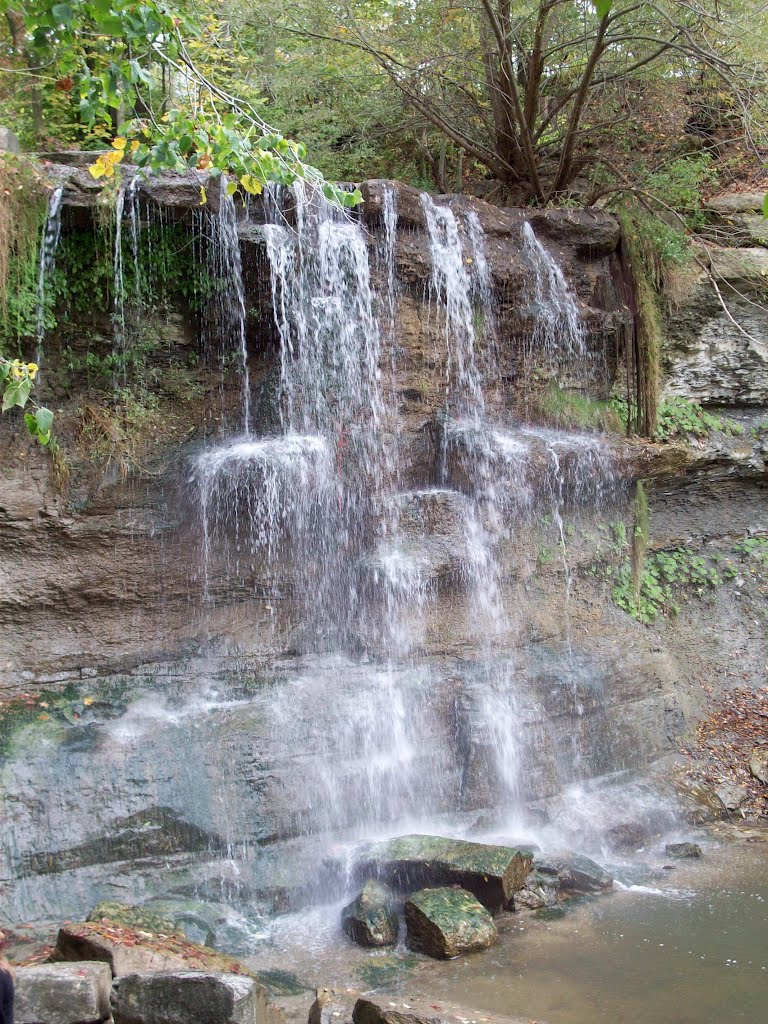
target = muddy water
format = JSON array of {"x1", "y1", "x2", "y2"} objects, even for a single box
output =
[{"x1": 385, "y1": 838, "x2": 767, "y2": 1024}]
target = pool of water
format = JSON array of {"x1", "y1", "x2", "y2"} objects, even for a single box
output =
[
  {"x1": 385, "y1": 836, "x2": 767, "y2": 1024},
  {"x1": 252, "y1": 830, "x2": 767, "y2": 1024}
]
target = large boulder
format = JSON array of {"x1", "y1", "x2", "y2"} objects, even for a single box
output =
[
  {"x1": 749, "y1": 748, "x2": 768, "y2": 785},
  {"x1": 86, "y1": 903, "x2": 179, "y2": 936},
  {"x1": 344, "y1": 834, "x2": 533, "y2": 913},
  {"x1": 111, "y1": 971, "x2": 264, "y2": 1024},
  {"x1": 15, "y1": 962, "x2": 112, "y2": 1024},
  {"x1": 0, "y1": 126, "x2": 21, "y2": 153},
  {"x1": 341, "y1": 880, "x2": 398, "y2": 947},
  {"x1": 404, "y1": 887, "x2": 497, "y2": 959},
  {"x1": 353, "y1": 996, "x2": 530, "y2": 1024},
  {"x1": 665, "y1": 842, "x2": 703, "y2": 859},
  {"x1": 513, "y1": 870, "x2": 560, "y2": 910},
  {"x1": 603, "y1": 822, "x2": 651, "y2": 854},
  {"x1": 51, "y1": 922, "x2": 253, "y2": 979},
  {"x1": 541, "y1": 854, "x2": 613, "y2": 894}
]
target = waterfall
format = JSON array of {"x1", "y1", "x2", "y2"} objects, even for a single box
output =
[
  {"x1": 214, "y1": 181, "x2": 251, "y2": 433},
  {"x1": 521, "y1": 220, "x2": 586, "y2": 370},
  {"x1": 35, "y1": 185, "x2": 64, "y2": 362}
]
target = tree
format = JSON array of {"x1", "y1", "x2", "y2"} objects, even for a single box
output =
[{"x1": 267, "y1": 1, "x2": 768, "y2": 202}]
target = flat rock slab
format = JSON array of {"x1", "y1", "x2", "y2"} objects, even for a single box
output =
[
  {"x1": 354, "y1": 996, "x2": 536, "y2": 1024},
  {"x1": 539, "y1": 854, "x2": 613, "y2": 894},
  {"x1": 341, "y1": 880, "x2": 398, "y2": 947},
  {"x1": 52, "y1": 923, "x2": 253, "y2": 979},
  {"x1": 346, "y1": 834, "x2": 533, "y2": 912},
  {"x1": 111, "y1": 971, "x2": 264, "y2": 1024},
  {"x1": 405, "y1": 887, "x2": 497, "y2": 959},
  {"x1": 15, "y1": 961, "x2": 112, "y2": 1024}
]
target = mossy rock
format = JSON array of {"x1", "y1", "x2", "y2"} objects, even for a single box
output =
[
  {"x1": 405, "y1": 887, "x2": 497, "y2": 959},
  {"x1": 86, "y1": 902, "x2": 180, "y2": 936},
  {"x1": 346, "y1": 834, "x2": 533, "y2": 913},
  {"x1": 342, "y1": 880, "x2": 398, "y2": 948}
]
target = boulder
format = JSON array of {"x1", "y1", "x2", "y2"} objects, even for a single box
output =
[
  {"x1": 749, "y1": 748, "x2": 768, "y2": 785},
  {"x1": 51, "y1": 922, "x2": 253, "y2": 979},
  {"x1": 603, "y1": 822, "x2": 651, "y2": 854},
  {"x1": 665, "y1": 842, "x2": 703, "y2": 859},
  {"x1": 86, "y1": 903, "x2": 179, "y2": 937},
  {"x1": 0, "y1": 126, "x2": 21, "y2": 154},
  {"x1": 704, "y1": 192, "x2": 766, "y2": 216},
  {"x1": 15, "y1": 962, "x2": 112, "y2": 1024},
  {"x1": 524, "y1": 207, "x2": 622, "y2": 257},
  {"x1": 111, "y1": 971, "x2": 264, "y2": 1024},
  {"x1": 353, "y1": 996, "x2": 529, "y2": 1024},
  {"x1": 512, "y1": 870, "x2": 560, "y2": 910},
  {"x1": 675, "y1": 781, "x2": 728, "y2": 824},
  {"x1": 542, "y1": 854, "x2": 613, "y2": 894},
  {"x1": 341, "y1": 880, "x2": 398, "y2": 947},
  {"x1": 309, "y1": 987, "x2": 359, "y2": 1024},
  {"x1": 715, "y1": 781, "x2": 749, "y2": 811},
  {"x1": 404, "y1": 887, "x2": 497, "y2": 959},
  {"x1": 344, "y1": 834, "x2": 533, "y2": 912}
]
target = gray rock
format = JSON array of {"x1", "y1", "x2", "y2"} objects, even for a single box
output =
[
  {"x1": 546, "y1": 853, "x2": 613, "y2": 894},
  {"x1": 111, "y1": 971, "x2": 263, "y2": 1024},
  {"x1": 353, "y1": 996, "x2": 529, "y2": 1024},
  {"x1": 749, "y1": 747, "x2": 768, "y2": 785},
  {"x1": 341, "y1": 880, "x2": 398, "y2": 947},
  {"x1": 665, "y1": 842, "x2": 703, "y2": 859},
  {"x1": 309, "y1": 987, "x2": 359, "y2": 1024},
  {"x1": 513, "y1": 870, "x2": 560, "y2": 910},
  {"x1": 675, "y1": 781, "x2": 728, "y2": 824},
  {"x1": 715, "y1": 781, "x2": 749, "y2": 811},
  {"x1": 525, "y1": 207, "x2": 622, "y2": 257},
  {"x1": 603, "y1": 822, "x2": 651, "y2": 853},
  {"x1": 342, "y1": 833, "x2": 533, "y2": 913},
  {"x1": 404, "y1": 887, "x2": 497, "y2": 959},
  {"x1": 704, "y1": 192, "x2": 766, "y2": 215},
  {"x1": 15, "y1": 961, "x2": 112, "y2": 1024},
  {"x1": 0, "y1": 126, "x2": 21, "y2": 153}
]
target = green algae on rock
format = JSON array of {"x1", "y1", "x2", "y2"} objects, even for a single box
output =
[
  {"x1": 341, "y1": 880, "x2": 399, "y2": 947},
  {"x1": 346, "y1": 834, "x2": 533, "y2": 912},
  {"x1": 405, "y1": 887, "x2": 497, "y2": 959}
]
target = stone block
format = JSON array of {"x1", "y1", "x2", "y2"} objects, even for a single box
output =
[
  {"x1": 111, "y1": 971, "x2": 263, "y2": 1024},
  {"x1": 15, "y1": 961, "x2": 112, "y2": 1024}
]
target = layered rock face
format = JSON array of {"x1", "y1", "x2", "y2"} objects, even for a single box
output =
[{"x1": 1, "y1": 174, "x2": 766, "y2": 929}]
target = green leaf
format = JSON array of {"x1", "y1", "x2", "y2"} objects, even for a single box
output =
[
  {"x1": 226, "y1": 180, "x2": 238, "y2": 196},
  {"x1": 24, "y1": 412, "x2": 39, "y2": 436},
  {"x1": 35, "y1": 407, "x2": 54, "y2": 435},
  {"x1": 51, "y1": 3, "x2": 74, "y2": 26},
  {"x1": 592, "y1": 0, "x2": 613, "y2": 17},
  {"x1": 763, "y1": 193, "x2": 768, "y2": 219}
]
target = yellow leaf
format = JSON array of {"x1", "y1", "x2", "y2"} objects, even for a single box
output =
[
  {"x1": 226, "y1": 181, "x2": 238, "y2": 196},
  {"x1": 103, "y1": 163, "x2": 115, "y2": 178},
  {"x1": 112, "y1": 137, "x2": 127, "y2": 150},
  {"x1": 88, "y1": 162, "x2": 106, "y2": 179},
  {"x1": 130, "y1": 140, "x2": 140, "y2": 153},
  {"x1": 240, "y1": 174, "x2": 262, "y2": 196},
  {"x1": 199, "y1": 185, "x2": 207, "y2": 206},
  {"x1": 83, "y1": 697, "x2": 93, "y2": 706},
  {"x1": 161, "y1": 112, "x2": 171, "y2": 123}
]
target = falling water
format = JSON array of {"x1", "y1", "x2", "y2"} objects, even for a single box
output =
[
  {"x1": 35, "y1": 185, "x2": 64, "y2": 362},
  {"x1": 112, "y1": 181, "x2": 127, "y2": 362},
  {"x1": 213, "y1": 181, "x2": 251, "y2": 433},
  {"x1": 521, "y1": 220, "x2": 586, "y2": 369}
]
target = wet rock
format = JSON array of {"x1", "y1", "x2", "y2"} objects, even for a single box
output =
[
  {"x1": 603, "y1": 822, "x2": 651, "y2": 853},
  {"x1": 715, "y1": 781, "x2": 749, "y2": 811},
  {"x1": 51, "y1": 922, "x2": 253, "y2": 979},
  {"x1": 524, "y1": 208, "x2": 622, "y2": 257},
  {"x1": 341, "y1": 880, "x2": 398, "y2": 947},
  {"x1": 512, "y1": 870, "x2": 560, "y2": 910},
  {"x1": 309, "y1": 987, "x2": 359, "y2": 1024},
  {"x1": 404, "y1": 887, "x2": 497, "y2": 959},
  {"x1": 749, "y1": 748, "x2": 768, "y2": 785},
  {"x1": 86, "y1": 902, "x2": 180, "y2": 936},
  {"x1": 15, "y1": 962, "x2": 112, "y2": 1024},
  {"x1": 665, "y1": 842, "x2": 703, "y2": 859},
  {"x1": 111, "y1": 971, "x2": 264, "y2": 1024},
  {"x1": 353, "y1": 995, "x2": 528, "y2": 1024},
  {"x1": 545, "y1": 853, "x2": 613, "y2": 894},
  {"x1": 674, "y1": 781, "x2": 728, "y2": 824},
  {"x1": 346, "y1": 834, "x2": 533, "y2": 912}
]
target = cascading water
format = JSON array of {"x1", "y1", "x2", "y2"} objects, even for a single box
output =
[
  {"x1": 35, "y1": 185, "x2": 64, "y2": 362},
  {"x1": 521, "y1": 219, "x2": 586, "y2": 372}
]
